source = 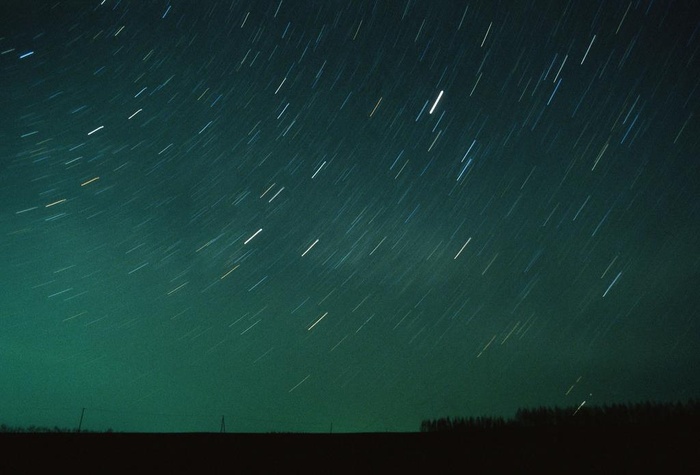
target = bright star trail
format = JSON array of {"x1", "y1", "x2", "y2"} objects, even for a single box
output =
[{"x1": 0, "y1": 0, "x2": 698, "y2": 433}]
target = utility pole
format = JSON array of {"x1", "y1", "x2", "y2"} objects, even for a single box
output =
[
  {"x1": 77, "y1": 407, "x2": 85, "y2": 433},
  {"x1": 220, "y1": 415, "x2": 226, "y2": 433}
]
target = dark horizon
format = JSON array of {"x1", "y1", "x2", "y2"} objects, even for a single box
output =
[
  {"x1": 2, "y1": 399, "x2": 698, "y2": 434},
  {"x1": 1, "y1": 0, "x2": 698, "y2": 434}
]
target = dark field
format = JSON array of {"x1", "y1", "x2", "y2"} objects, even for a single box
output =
[{"x1": 2, "y1": 421, "x2": 696, "y2": 473}]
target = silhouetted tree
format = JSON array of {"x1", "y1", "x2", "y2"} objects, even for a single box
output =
[{"x1": 420, "y1": 400, "x2": 700, "y2": 432}]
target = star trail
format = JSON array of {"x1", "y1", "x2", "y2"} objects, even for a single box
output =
[{"x1": 0, "y1": 0, "x2": 698, "y2": 433}]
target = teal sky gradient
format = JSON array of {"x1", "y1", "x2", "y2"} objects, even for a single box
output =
[{"x1": 1, "y1": 0, "x2": 698, "y2": 432}]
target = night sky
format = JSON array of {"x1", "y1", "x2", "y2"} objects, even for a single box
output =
[{"x1": 1, "y1": 0, "x2": 698, "y2": 433}]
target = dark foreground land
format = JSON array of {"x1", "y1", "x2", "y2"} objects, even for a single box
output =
[{"x1": 1, "y1": 423, "x2": 697, "y2": 473}]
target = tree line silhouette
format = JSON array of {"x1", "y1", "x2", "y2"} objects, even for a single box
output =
[
  {"x1": 0, "y1": 423, "x2": 113, "y2": 433},
  {"x1": 420, "y1": 400, "x2": 700, "y2": 432},
  {"x1": 2, "y1": 400, "x2": 698, "y2": 433}
]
